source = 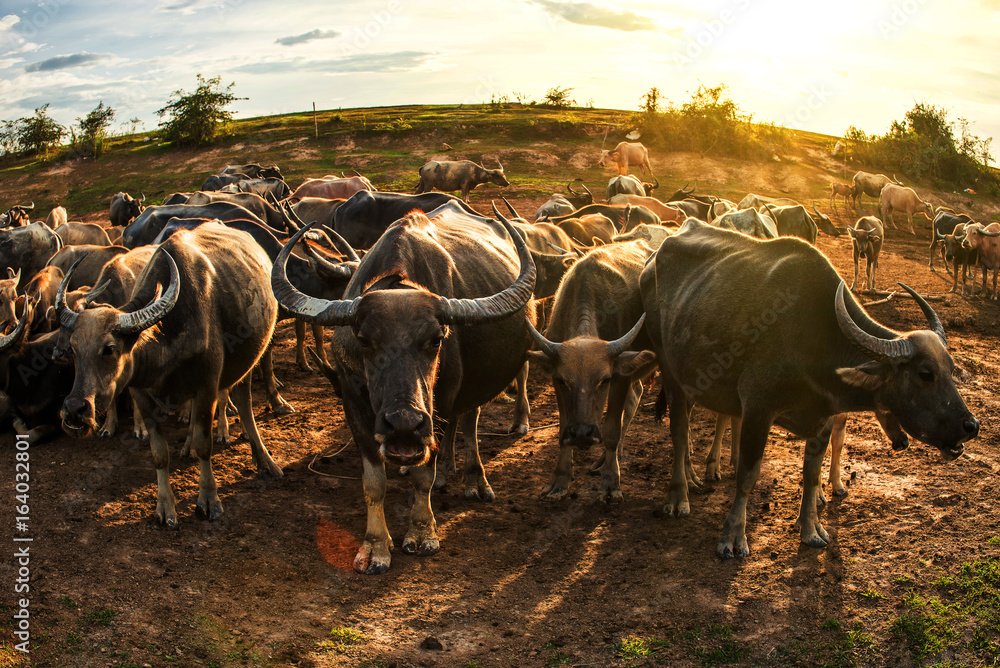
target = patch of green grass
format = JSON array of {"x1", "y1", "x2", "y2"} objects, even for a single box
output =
[
  {"x1": 988, "y1": 536, "x2": 1000, "y2": 546},
  {"x1": 859, "y1": 588, "x2": 885, "y2": 600},
  {"x1": 894, "y1": 574, "x2": 915, "y2": 587},
  {"x1": 316, "y1": 625, "x2": 368, "y2": 654},
  {"x1": 86, "y1": 607, "x2": 118, "y2": 626},
  {"x1": 59, "y1": 594, "x2": 78, "y2": 609},
  {"x1": 614, "y1": 634, "x2": 654, "y2": 659}
]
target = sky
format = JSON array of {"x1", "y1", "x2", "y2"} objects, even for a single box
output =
[{"x1": 1, "y1": 0, "x2": 999, "y2": 154}]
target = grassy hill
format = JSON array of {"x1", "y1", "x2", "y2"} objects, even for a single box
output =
[{"x1": 1, "y1": 103, "x2": 997, "y2": 222}]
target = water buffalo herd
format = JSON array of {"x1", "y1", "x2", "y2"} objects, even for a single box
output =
[{"x1": 0, "y1": 155, "x2": 983, "y2": 574}]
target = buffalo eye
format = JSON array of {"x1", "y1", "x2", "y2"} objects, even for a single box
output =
[
  {"x1": 598, "y1": 376, "x2": 612, "y2": 387},
  {"x1": 427, "y1": 334, "x2": 443, "y2": 351},
  {"x1": 102, "y1": 343, "x2": 116, "y2": 357},
  {"x1": 356, "y1": 335, "x2": 373, "y2": 350},
  {"x1": 918, "y1": 369, "x2": 935, "y2": 383}
]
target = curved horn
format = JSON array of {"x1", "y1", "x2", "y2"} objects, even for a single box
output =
[
  {"x1": 811, "y1": 203, "x2": 829, "y2": 221},
  {"x1": 934, "y1": 227, "x2": 946, "y2": 240},
  {"x1": 547, "y1": 243, "x2": 570, "y2": 255},
  {"x1": 140, "y1": 192, "x2": 146, "y2": 204},
  {"x1": 525, "y1": 318, "x2": 560, "y2": 359},
  {"x1": 892, "y1": 174, "x2": 903, "y2": 185},
  {"x1": 496, "y1": 158, "x2": 504, "y2": 172},
  {"x1": 683, "y1": 183, "x2": 694, "y2": 194},
  {"x1": 305, "y1": 243, "x2": 356, "y2": 281},
  {"x1": 436, "y1": 206, "x2": 535, "y2": 325},
  {"x1": 114, "y1": 251, "x2": 179, "y2": 334},
  {"x1": 271, "y1": 221, "x2": 361, "y2": 326},
  {"x1": 581, "y1": 183, "x2": 593, "y2": 199},
  {"x1": 324, "y1": 225, "x2": 360, "y2": 262},
  {"x1": 897, "y1": 282, "x2": 947, "y2": 346},
  {"x1": 502, "y1": 196, "x2": 521, "y2": 219},
  {"x1": 277, "y1": 198, "x2": 302, "y2": 232},
  {"x1": 55, "y1": 257, "x2": 84, "y2": 330},
  {"x1": 82, "y1": 280, "x2": 111, "y2": 306},
  {"x1": 652, "y1": 176, "x2": 659, "y2": 190},
  {"x1": 25, "y1": 201, "x2": 34, "y2": 210},
  {"x1": 606, "y1": 313, "x2": 646, "y2": 357},
  {"x1": 0, "y1": 297, "x2": 29, "y2": 353},
  {"x1": 566, "y1": 182, "x2": 578, "y2": 196},
  {"x1": 979, "y1": 227, "x2": 1000, "y2": 237},
  {"x1": 835, "y1": 282, "x2": 913, "y2": 363}
]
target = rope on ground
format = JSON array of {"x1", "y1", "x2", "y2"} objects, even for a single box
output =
[
  {"x1": 479, "y1": 422, "x2": 559, "y2": 437},
  {"x1": 307, "y1": 439, "x2": 359, "y2": 479}
]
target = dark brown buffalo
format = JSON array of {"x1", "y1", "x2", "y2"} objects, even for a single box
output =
[
  {"x1": 55, "y1": 222, "x2": 113, "y2": 246},
  {"x1": 57, "y1": 225, "x2": 284, "y2": 528},
  {"x1": 109, "y1": 192, "x2": 145, "y2": 228},
  {"x1": 272, "y1": 207, "x2": 535, "y2": 574},
  {"x1": 415, "y1": 159, "x2": 509, "y2": 201},
  {"x1": 640, "y1": 219, "x2": 978, "y2": 559},
  {"x1": 46, "y1": 245, "x2": 129, "y2": 291},
  {"x1": 526, "y1": 240, "x2": 658, "y2": 502}
]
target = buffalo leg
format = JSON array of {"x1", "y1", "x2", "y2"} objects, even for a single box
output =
[
  {"x1": 928, "y1": 236, "x2": 938, "y2": 270},
  {"x1": 595, "y1": 377, "x2": 642, "y2": 504},
  {"x1": 705, "y1": 413, "x2": 729, "y2": 481},
  {"x1": 850, "y1": 255, "x2": 860, "y2": 292},
  {"x1": 664, "y1": 385, "x2": 695, "y2": 517},
  {"x1": 541, "y1": 437, "x2": 575, "y2": 500},
  {"x1": 259, "y1": 344, "x2": 294, "y2": 414},
  {"x1": 341, "y1": 385, "x2": 393, "y2": 574},
  {"x1": 795, "y1": 418, "x2": 835, "y2": 548},
  {"x1": 132, "y1": 397, "x2": 148, "y2": 440},
  {"x1": 401, "y1": 453, "x2": 440, "y2": 557},
  {"x1": 717, "y1": 412, "x2": 771, "y2": 558},
  {"x1": 190, "y1": 389, "x2": 223, "y2": 521},
  {"x1": 434, "y1": 418, "x2": 457, "y2": 491},
  {"x1": 506, "y1": 361, "x2": 530, "y2": 436},
  {"x1": 98, "y1": 393, "x2": 119, "y2": 438},
  {"x1": 229, "y1": 375, "x2": 282, "y2": 479},
  {"x1": 312, "y1": 324, "x2": 329, "y2": 366},
  {"x1": 133, "y1": 390, "x2": 178, "y2": 529},
  {"x1": 294, "y1": 319, "x2": 311, "y2": 371},
  {"x1": 458, "y1": 408, "x2": 494, "y2": 501},
  {"x1": 827, "y1": 413, "x2": 849, "y2": 500},
  {"x1": 215, "y1": 388, "x2": 231, "y2": 444}
]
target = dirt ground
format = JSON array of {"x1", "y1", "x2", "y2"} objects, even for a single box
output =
[{"x1": 2, "y1": 192, "x2": 1000, "y2": 668}]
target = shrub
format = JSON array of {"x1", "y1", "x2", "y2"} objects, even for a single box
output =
[
  {"x1": 156, "y1": 74, "x2": 244, "y2": 146},
  {"x1": 72, "y1": 101, "x2": 115, "y2": 158}
]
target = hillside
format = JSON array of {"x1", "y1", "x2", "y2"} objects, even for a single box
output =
[{"x1": 2, "y1": 103, "x2": 997, "y2": 222}]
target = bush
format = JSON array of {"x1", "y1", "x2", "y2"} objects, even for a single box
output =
[
  {"x1": 71, "y1": 101, "x2": 114, "y2": 158},
  {"x1": 543, "y1": 86, "x2": 576, "y2": 108},
  {"x1": 6, "y1": 104, "x2": 66, "y2": 157},
  {"x1": 156, "y1": 74, "x2": 244, "y2": 146},
  {"x1": 844, "y1": 102, "x2": 997, "y2": 195},
  {"x1": 634, "y1": 84, "x2": 788, "y2": 161}
]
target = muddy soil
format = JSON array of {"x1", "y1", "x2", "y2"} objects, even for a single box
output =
[{"x1": 1, "y1": 194, "x2": 999, "y2": 668}]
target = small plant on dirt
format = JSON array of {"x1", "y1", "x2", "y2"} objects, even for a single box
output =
[
  {"x1": 860, "y1": 588, "x2": 886, "y2": 600},
  {"x1": 544, "y1": 642, "x2": 572, "y2": 666},
  {"x1": 614, "y1": 634, "x2": 670, "y2": 659},
  {"x1": 894, "y1": 574, "x2": 915, "y2": 587},
  {"x1": 317, "y1": 626, "x2": 367, "y2": 654},
  {"x1": 86, "y1": 607, "x2": 118, "y2": 626},
  {"x1": 59, "y1": 595, "x2": 78, "y2": 609}
]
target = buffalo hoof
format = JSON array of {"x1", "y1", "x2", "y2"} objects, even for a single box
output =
[
  {"x1": 297, "y1": 361, "x2": 313, "y2": 372},
  {"x1": 833, "y1": 486, "x2": 849, "y2": 498},
  {"x1": 717, "y1": 534, "x2": 749, "y2": 559},
  {"x1": 797, "y1": 519, "x2": 831, "y2": 547},
  {"x1": 663, "y1": 498, "x2": 690, "y2": 518},
  {"x1": 271, "y1": 401, "x2": 295, "y2": 416},
  {"x1": 353, "y1": 543, "x2": 391, "y2": 575},
  {"x1": 98, "y1": 428, "x2": 114, "y2": 438},
  {"x1": 155, "y1": 509, "x2": 179, "y2": 531},
  {"x1": 705, "y1": 462, "x2": 722, "y2": 482},
  {"x1": 541, "y1": 482, "x2": 569, "y2": 500},
  {"x1": 599, "y1": 488, "x2": 624, "y2": 505},
  {"x1": 215, "y1": 436, "x2": 232, "y2": 445},
  {"x1": 465, "y1": 484, "x2": 495, "y2": 502},
  {"x1": 401, "y1": 536, "x2": 439, "y2": 556},
  {"x1": 507, "y1": 422, "x2": 529, "y2": 437},
  {"x1": 257, "y1": 461, "x2": 284, "y2": 480},
  {"x1": 196, "y1": 500, "x2": 224, "y2": 522}
]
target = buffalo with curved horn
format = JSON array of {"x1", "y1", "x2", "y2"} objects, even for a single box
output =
[
  {"x1": 272, "y1": 205, "x2": 536, "y2": 575},
  {"x1": 640, "y1": 218, "x2": 978, "y2": 560},
  {"x1": 57, "y1": 225, "x2": 283, "y2": 529},
  {"x1": 525, "y1": 239, "x2": 658, "y2": 503}
]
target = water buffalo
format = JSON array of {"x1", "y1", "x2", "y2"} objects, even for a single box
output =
[{"x1": 414, "y1": 159, "x2": 509, "y2": 201}]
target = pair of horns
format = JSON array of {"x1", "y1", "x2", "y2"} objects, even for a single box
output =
[
  {"x1": 527, "y1": 314, "x2": 646, "y2": 359},
  {"x1": 835, "y1": 281, "x2": 947, "y2": 362},
  {"x1": 56, "y1": 252, "x2": 179, "y2": 334}
]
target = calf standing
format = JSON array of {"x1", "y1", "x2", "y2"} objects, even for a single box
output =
[{"x1": 848, "y1": 216, "x2": 883, "y2": 292}]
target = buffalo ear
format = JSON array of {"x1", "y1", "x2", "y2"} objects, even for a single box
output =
[
  {"x1": 615, "y1": 350, "x2": 658, "y2": 380},
  {"x1": 527, "y1": 350, "x2": 556, "y2": 373},
  {"x1": 870, "y1": 235, "x2": 881, "y2": 246},
  {"x1": 836, "y1": 361, "x2": 888, "y2": 391}
]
